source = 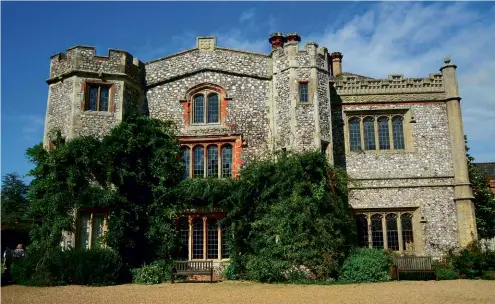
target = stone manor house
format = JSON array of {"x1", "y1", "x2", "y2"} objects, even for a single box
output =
[{"x1": 44, "y1": 33, "x2": 477, "y2": 261}]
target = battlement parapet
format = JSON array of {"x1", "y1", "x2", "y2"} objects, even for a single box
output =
[
  {"x1": 49, "y1": 46, "x2": 143, "y2": 83},
  {"x1": 334, "y1": 72, "x2": 444, "y2": 95}
]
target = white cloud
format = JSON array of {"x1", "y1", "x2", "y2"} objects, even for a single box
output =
[
  {"x1": 239, "y1": 8, "x2": 256, "y2": 23},
  {"x1": 305, "y1": 2, "x2": 495, "y2": 162}
]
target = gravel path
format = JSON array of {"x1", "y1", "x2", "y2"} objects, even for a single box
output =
[{"x1": 2, "y1": 280, "x2": 495, "y2": 304}]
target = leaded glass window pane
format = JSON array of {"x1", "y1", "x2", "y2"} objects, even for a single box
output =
[
  {"x1": 89, "y1": 87, "x2": 98, "y2": 111},
  {"x1": 207, "y1": 94, "x2": 219, "y2": 123},
  {"x1": 386, "y1": 213, "x2": 399, "y2": 251},
  {"x1": 356, "y1": 214, "x2": 369, "y2": 247},
  {"x1": 207, "y1": 145, "x2": 219, "y2": 177},
  {"x1": 392, "y1": 116, "x2": 405, "y2": 149},
  {"x1": 221, "y1": 222, "x2": 229, "y2": 259},
  {"x1": 78, "y1": 212, "x2": 90, "y2": 249},
  {"x1": 181, "y1": 147, "x2": 190, "y2": 179},
  {"x1": 378, "y1": 117, "x2": 390, "y2": 150},
  {"x1": 99, "y1": 87, "x2": 110, "y2": 111},
  {"x1": 363, "y1": 117, "x2": 376, "y2": 150},
  {"x1": 349, "y1": 118, "x2": 361, "y2": 151},
  {"x1": 299, "y1": 82, "x2": 308, "y2": 103},
  {"x1": 193, "y1": 95, "x2": 205, "y2": 124},
  {"x1": 179, "y1": 218, "x2": 189, "y2": 259},
  {"x1": 207, "y1": 219, "x2": 218, "y2": 259},
  {"x1": 371, "y1": 214, "x2": 384, "y2": 249},
  {"x1": 193, "y1": 146, "x2": 204, "y2": 178},
  {"x1": 192, "y1": 219, "x2": 203, "y2": 259},
  {"x1": 401, "y1": 213, "x2": 414, "y2": 251},
  {"x1": 222, "y1": 144, "x2": 233, "y2": 178}
]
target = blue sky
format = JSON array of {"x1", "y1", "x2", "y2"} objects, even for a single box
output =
[{"x1": 2, "y1": 1, "x2": 495, "y2": 182}]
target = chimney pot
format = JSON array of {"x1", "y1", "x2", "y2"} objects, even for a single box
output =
[
  {"x1": 330, "y1": 52, "x2": 344, "y2": 76},
  {"x1": 269, "y1": 32, "x2": 285, "y2": 51},
  {"x1": 285, "y1": 33, "x2": 301, "y2": 43}
]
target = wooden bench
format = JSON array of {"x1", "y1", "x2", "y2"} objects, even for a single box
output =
[
  {"x1": 393, "y1": 256, "x2": 436, "y2": 281},
  {"x1": 171, "y1": 261, "x2": 214, "y2": 283}
]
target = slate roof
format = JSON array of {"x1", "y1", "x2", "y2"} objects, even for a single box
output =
[{"x1": 475, "y1": 162, "x2": 495, "y2": 177}]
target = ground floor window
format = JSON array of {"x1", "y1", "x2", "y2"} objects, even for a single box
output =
[
  {"x1": 177, "y1": 214, "x2": 229, "y2": 260},
  {"x1": 76, "y1": 210, "x2": 108, "y2": 249},
  {"x1": 355, "y1": 210, "x2": 415, "y2": 252}
]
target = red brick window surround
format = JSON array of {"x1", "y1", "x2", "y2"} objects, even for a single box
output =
[
  {"x1": 180, "y1": 136, "x2": 243, "y2": 178},
  {"x1": 181, "y1": 83, "x2": 229, "y2": 127}
]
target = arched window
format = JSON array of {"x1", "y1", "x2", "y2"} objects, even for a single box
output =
[
  {"x1": 193, "y1": 146, "x2": 204, "y2": 178},
  {"x1": 401, "y1": 213, "x2": 414, "y2": 251},
  {"x1": 349, "y1": 118, "x2": 361, "y2": 151},
  {"x1": 207, "y1": 145, "x2": 219, "y2": 177},
  {"x1": 207, "y1": 94, "x2": 219, "y2": 123},
  {"x1": 193, "y1": 95, "x2": 205, "y2": 124},
  {"x1": 192, "y1": 218, "x2": 204, "y2": 259},
  {"x1": 356, "y1": 214, "x2": 369, "y2": 247},
  {"x1": 392, "y1": 116, "x2": 405, "y2": 149},
  {"x1": 386, "y1": 213, "x2": 399, "y2": 251},
  {"x1": 207, "y1": 219, "x2": 219, "y2": 259},
  {"x1": 222, "y1": 144, "x2": 233, "y2": 178},
  {"x1": 378, "y1": 117, "x2": 390, "y2": 150},
  {"x1": 363, "y1": 117, "x2": 376, "y2": 150},
  {"x1": 181, "y1": 147, "x2": 190, "y2": 179},
  {"x1": 371, "y1": 214, "x2": 383, "y2": 249}
]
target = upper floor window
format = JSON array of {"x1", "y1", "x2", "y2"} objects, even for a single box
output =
[
  {"x1": 182, "y1": 143, "x2": 233, "y2": 179},
  {"x1": 347, "y1": 114, "x2": 406, "y2": 152},
  {"x1": 299, "y1": 82, "x2": 309, "y2": 103},
  {"x1": 192, "y1": 92, "x2": 220, "y2": 124},
  {"x1": 77, "y1": 210, "x2": 108, "y2": 249},
  {"x1": 85, "y1": 84, "x2": 111, "y2": 112}
]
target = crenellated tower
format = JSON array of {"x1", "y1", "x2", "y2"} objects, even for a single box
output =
[
  {"x1": 268, "y1": 33, "x2": 334, "y2": 162},
  {"x1": 44, "y1": 46, "x2": 145, "y2": 148}
]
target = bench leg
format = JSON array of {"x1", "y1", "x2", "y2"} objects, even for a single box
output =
[
  {"x1": 211, "y1": 269, "x2": 213, "y2": 283},
  {"x1": 171, "y1": 274, "x2": 174, "y2": 284}
]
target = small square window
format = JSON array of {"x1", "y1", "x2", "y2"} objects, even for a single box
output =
[
  {"x1": 299, "y1": 82, "x2": 309, "y2": 103},
  {"x1": 85, "y1": 84, "x2": 111, "y2": 112}
]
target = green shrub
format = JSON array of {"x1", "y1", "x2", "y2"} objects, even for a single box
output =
[
  {"x1": 244, "y1": 256, "x2": 291, "y2": 283},
  {"x1": 11, "y1": 247, "x2": 123, "y2": 286},
  {"x1": 131, "y1": 260, "x2": 173, "y2": 284},
  {"x1": 481, "y1": 271, "x2": 495, "y2": 280},
  {"x1": 339, "y1": 248, "x2": 393, "y2": 283},
  {"x1": 446, "y1": 242, "x2": 487, "y2": 279},
  {"x1": 436, "y1": 268, "x2": 459, "y2": 280},
  {"x1": 224, "y1": 262, "x2": 237, "y2": 280}
]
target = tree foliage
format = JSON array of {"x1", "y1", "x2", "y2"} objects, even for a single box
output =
[
  {"x1": 1, "y1": 172, "x2": 30, "y2": 230},
  {"x1": 465, "y1": 137, "x2": 495, "y2": 239},
  {"x1": 25, "y1": 115, "x2": 183, "y2": 267}
]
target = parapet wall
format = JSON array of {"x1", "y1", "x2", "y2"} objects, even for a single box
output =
[
  {"x1": 49, "y1": 46, "x2": 143, "y2": 83},
  {"x1": 334, "y1": 73, "x2": 444, "y2": 95}
]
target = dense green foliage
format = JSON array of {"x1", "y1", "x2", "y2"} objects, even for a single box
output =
[
  {"x1": 25, "y1": 115, "x2": 183, "y2": 270},
  {"x1": 440, "y1": 241, "x2": 495, "y2": 280},
  {"x1": 131, "y1": 260, "x2": 173, "y2": 284},
  {"x1": 224, "y1": 151, "x2": 354, "y2": 281},
  {"x1": 465, "y1": 137, "x2": 495, "y2": 239},
  {"x1": 436, "y1": 268, "x2": 459, "y2": 280},
  {"x1": 339, "y1": 248, "x2": 393, "y2": 283},
  {"x1": 1, "y1": 173, "x2": 30, "y2": 230},
  {"x1": 11, "y1": 248, "x2": 122, "y2": 286}
]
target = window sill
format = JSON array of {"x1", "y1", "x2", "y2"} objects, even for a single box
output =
[
  {"x1": 186, "y1": 124, "x2": 228, "y2": 130},
  {"x1": 348, "y1": 149, "x2": 411, "y2": 154},
  {"x1": 81, "y1": 110, "x2": 114, "y2": 117}
]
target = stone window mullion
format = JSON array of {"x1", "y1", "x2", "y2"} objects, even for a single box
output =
[
  {"x1": 397, "y1": 212, "x2": 404, "y2": 252},
  {"x1": 374, "y1": 117, "x2": 379, "y2": 151},
  {"x1": 203, "y1": 145, "x2": 207, "y2": 178},
  {"x1": 382, "y1": 213, "x2": 388, "y2": 250},
  {"x1": 388, "y1": 115, "x2": 394, "y2": 151},
  {"x1": 367, "y1": 213, "x2": 372, "y2": 248},
  {"x1": 217, "y1": 144, "x2": 221, "y2": 178},
  {"x1": 188, "y1": 216, "x2": 193, "y2": 261},
  {"x1": 217, "y1": 222, "x2": 222, "y2": 261},
  {"x1": 360, "y1": 117, "x2": 365, "y2": 150},
  {"x1": 202, "y1": 216, "x2": 207, "y2": 261},
  {"x1": 88, "y1": 212, "x2": 94, "y2": 249},
  {"x1": 203, "y1": 92, "x2": 207, "y2": 124}
]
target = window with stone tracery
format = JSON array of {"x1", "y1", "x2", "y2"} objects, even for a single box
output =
[
  {"x1": 355, "y1": 211, "x2": 415, "y2": 252},
  {"x1": 192, "y1": 91, "x2": 220, "y2": 124},
  {"x1": 347, "y1": 113, "x2": 407, "y2": 152}
]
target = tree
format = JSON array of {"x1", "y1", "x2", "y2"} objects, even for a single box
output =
[
  {"x1": 465, "y1": 136, "x2": 495, "y2": 239},
  {"x1": 25, "y1": 115, "x2": 183, "y2": 267},
  {"x1": 1, "y1": 172, "x2": 30, "y2": 230}
]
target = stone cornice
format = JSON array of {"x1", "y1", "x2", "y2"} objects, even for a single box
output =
[
  {"x1": 46, "y1": 70, "x2": 143, "y2": 88},
  {"x1": 335, "y1": 92, "x2": 447, "y2": 104}
]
